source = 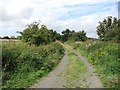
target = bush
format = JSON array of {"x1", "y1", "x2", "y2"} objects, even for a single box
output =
[
  {"x1": 2, "y1": 41, "x2": 64, "y2": 88},
  {"x1": 20, "y1": 22, "x2": 60, "y2": 46}
]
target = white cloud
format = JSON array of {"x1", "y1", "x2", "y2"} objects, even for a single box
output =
[{"x1": 0, "y1": 0, "x2": 118, "y2": 37}]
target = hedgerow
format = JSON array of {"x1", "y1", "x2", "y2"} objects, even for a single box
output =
[{"x1": 2, "y1": 41, "x2": 64, "y2": 88}]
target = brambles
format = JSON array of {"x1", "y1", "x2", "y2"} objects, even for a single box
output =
[{"x1": 2, "y1": 41, "x2": 64, "y2": 88}]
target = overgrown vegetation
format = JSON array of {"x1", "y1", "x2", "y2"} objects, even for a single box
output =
[
  {"x1": 72, "y1": 40, "x2": 119, "y2": 88},
  {"x1": 64, "y1": 16, "x2": 119, "y2": 88},
  {"x1": 2, "y1": 41, "x2": 64, "y2": 88},
  {"x1": 2, "y1": 19, "x2": 88, "y2": 88},
  {"x1": 19, "y1": 22, "x2": 61, "y2": 46},
  {"x1": 19, "y1": 22, "x2": 87, "y2": 46},
  {"x1": 2, "y1": 15, "x2": 119, "y2": 89},
  {"x1": 97, "y1": 16, "x2": 120, "y2": 41}
]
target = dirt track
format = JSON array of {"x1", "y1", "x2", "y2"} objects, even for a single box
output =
[
  {"x1": 74, "y1": 50, "x2": 104, "y2": 88},
  {"x1": 31, "y1": 44, "x2": 103, "y2": 88},
  {"x1": 31, "y1": 50, "x2": 68, "y2": 88}
]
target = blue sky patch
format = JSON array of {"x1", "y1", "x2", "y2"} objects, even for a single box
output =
[{"x1": 59, "y1": 2, "x2": 116, "y2": 20}]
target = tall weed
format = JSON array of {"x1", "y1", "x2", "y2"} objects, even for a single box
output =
[
  {"x1": 2, "y1": 41, "x2": 64, "y2": 88},
  {"x1": 73, "y1": 41, "x2": 119, "y2": 88}
]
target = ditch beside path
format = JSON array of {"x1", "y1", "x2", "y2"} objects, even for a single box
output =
[{"x1": 31, "y1": 50, "x2": 69, "y2": 88}]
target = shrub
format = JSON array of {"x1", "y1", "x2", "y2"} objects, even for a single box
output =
[{"x1": 2, "y1": 41, "x2": 64, "y2": 88}]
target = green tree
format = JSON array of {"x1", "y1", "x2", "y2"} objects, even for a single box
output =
[
  {"x1": 54, "y1": 31, "x2": 61, "y2": 40},
  {"x1": 2, "y1": 36, "x2": 10, "y2": 39},
  {"x1": 61, "y1": 29, "x2": 75, "y2": 42},
  {"x1": 61, "y1": 29, "x2": 87, "y2": 42},
  {"x1": 20, "y1": 21, "x2": 41, "y2": 45},
  {"x1": 49, "y1": 30, "x2": 61, "y2": 41},
  {"x1": 97, "y1": 20, "x2": 107, "y2": 40},
  {"x1": 20, "y1": 22, "x2": 54, "y2": 46},
  {"x1": 97, "y1": 16, "x2": 119, "y2": 42},
  {"x1": 74, "y1": 30, "x2": 87, "y2": 41},
  {"x1": 39, "y1": 25, "x2": 54, "y2": 44}
]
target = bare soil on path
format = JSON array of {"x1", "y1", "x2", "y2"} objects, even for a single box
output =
[
  {"x1": 31, "y1": 43, "x2": 103, "y2": 88},
  {"x1": 73, "y1": 50, "x2": 104, "y2": 88},
  {"x1": 31, "y1": 50, "x2": 68, "y2": 88}
]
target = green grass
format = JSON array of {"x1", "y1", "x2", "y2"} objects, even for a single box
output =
[
  {"x1": 62, "y1": 44, "x2": 87, "y2": 88},
  {"x1": 71, "y1": 40, "x2": 119, "y2": 89},
  {"x1": 2, "y1": 41, "x2": 64, "y2": 88}
]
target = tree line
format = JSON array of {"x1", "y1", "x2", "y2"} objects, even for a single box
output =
[
  {"x1": 1, "y1": 16, "x2": 119, "y2": 45},
  {"x1": 18, "y1": 21, "x2": 87, "y2": 46}
]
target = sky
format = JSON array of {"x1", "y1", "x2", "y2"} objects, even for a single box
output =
[
  {"x1": 0, "y1": 0, "x2": 119, "y2": 38},
  {"x1": 118, "y1": 1, "x2": 120, "y2": 19}
]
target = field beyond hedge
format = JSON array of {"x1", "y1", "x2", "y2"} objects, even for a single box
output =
[{"x1": 2, "y1": 41, "x2": 64, "y2": 88}]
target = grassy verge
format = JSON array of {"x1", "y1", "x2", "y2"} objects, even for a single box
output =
[
  {"x1": 2, "y1": 41, "x2": 64, "y2": 88},
  {"x1": 69, "y1": 40, "x2": 119, "y2": 88},
  {"x1": 62, "y1": 44, "x2": 87, "y2": 88}
]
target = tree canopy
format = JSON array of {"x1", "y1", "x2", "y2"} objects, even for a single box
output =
[
  {"x1": 20, "y1": 22, "x2": 57, "y2": 45},
  {"x1": 97, "y1": 16, "x2": 120, "y2": 42},
  {"x1": 61, "y1": 29, "x2": 87, "y2": 42},
  {"x1": 20, "y1": 21, "x2": 88, "y2": 46}
]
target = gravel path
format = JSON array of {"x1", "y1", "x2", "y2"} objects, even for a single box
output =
[
  {"x1": 31, "y1": 50, "x2": 68, "y2": 88},
  {"x1": 73, "y1": 50, "x2": 104, "y2": 88},
  {"x1": 31, "y1": 43, "x2": 103, "y2": 88}
]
